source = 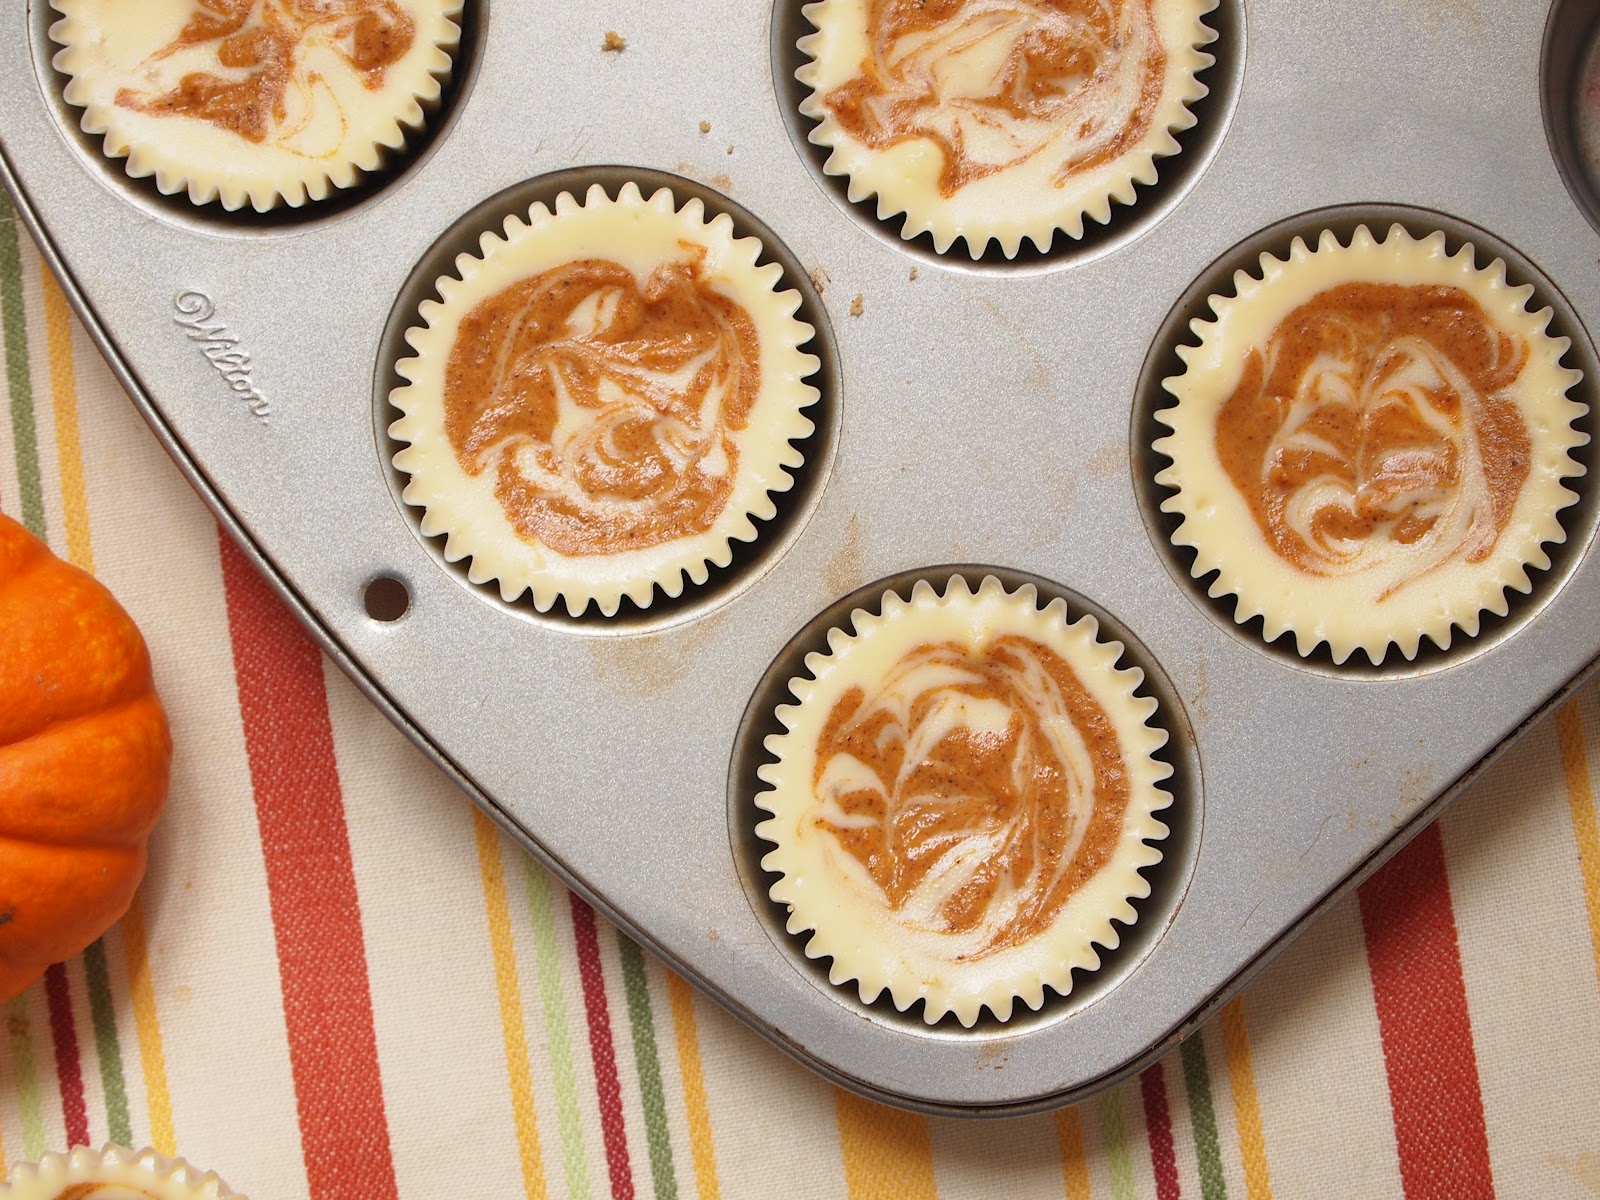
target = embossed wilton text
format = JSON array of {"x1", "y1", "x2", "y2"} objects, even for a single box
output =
[{"x1": 172, "y1": 291, "x2": 270, "y2": 421}]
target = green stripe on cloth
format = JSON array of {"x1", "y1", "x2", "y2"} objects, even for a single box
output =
[
  {"x1": 29, "y1": 245, "x2": 137, "y2": 1153},
  {"x1": 4, "y1": 996, "x2": 47, "y2": 1162},
  {"x1": 1, "y1": 190, "x2": 55, "y2": 1168},
  {"x1": 82, "y1": 941, "x2": 132, "y2": 1146},
  {"x1": 1181, "y1": 1035, "x2": 1228, "y2": 1200},
  {"x1": 618, "y1": 934, "x2": 678, "y2": 1200},
  {"x1": 523, "y1": 861, "x2": 593, "y2": 1200},
  {"x1": 0, "y1": 191, "x2": 44, "y2": 538},
  {"x1": 1099, "y1": 1086, "x2": 1138, "y2": 1200}
]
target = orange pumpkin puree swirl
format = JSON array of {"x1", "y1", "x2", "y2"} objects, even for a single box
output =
[
  {"x1": 822, "y1": 0, "x2": 1166, "y2": 196},
  {"x1": 1215, "y1": 283, "x2": 1533, "y2": 595},
  {"x1": 443, "y1": 253, "x2": 761, "y2": 557},
  {"x1": 812, "y1": 634, "x2": 1128, "y2": 958},
  {"x1": 115, "y1": 0, "x2": 416, "y2": 144}
]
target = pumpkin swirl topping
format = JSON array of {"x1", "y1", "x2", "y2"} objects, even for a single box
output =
[
  {"x1": 114, "y1": 0, "x2": 417, "y2": 149},
  {"x1": 388, "y1": 183, "x2": 818, "y2": 616},
  {"x1": 443, "y1": 253, "x2": 762, "y2": 558},
  {"x1": 757, "y1": 576, "x2": 1171, "y2": 1024},
  {"x1": 812, "y1": 634, "x2": 1128, "y2": 958},
  {"x1": 1155, "y1": 225, "x2": 1589, "y2": 664},
  {"x1": 822, "y1": 0, "x2": 1167, "y2": 197},
  {"x1": 1215, "y1": 282, "x2": 1533, "y2": 598}
]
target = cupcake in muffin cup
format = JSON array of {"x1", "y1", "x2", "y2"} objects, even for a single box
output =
[
  {"x1": 389, "y1": 182, "x2": 820, "y2": 617},
  {"x1": 2, "y1": 1145, "x2": 242, "y2": 1199},
  {"x1": 756, "y1": 574, "x2": 1172, "y2": 1026},
  {"x1": 51, "y1": 0, "x2": 462, "y2": 211},
  {"x1": 1154, "y1": 224, "x2": 1589, "y2": 664},
  {"x1": 796, "y1": 0, "x2": 1218, "y2": 257}
]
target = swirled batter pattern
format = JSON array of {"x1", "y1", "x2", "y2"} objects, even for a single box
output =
[
  {"x1": 444, "y1": 255, "x2": 761, "y2": 557},
  {"x1": 812, "y1": 634, "x2": 1127, "y2": 957},
  {"x1": 115, "y1": 0, "x2": 415, "y2": 147},
  {"x1": 823, "y1": 0, "x2": 1166, "y2": 196},
  {"x1": 1215, "y1": 283, "x2": 1533, "y2": 595}
]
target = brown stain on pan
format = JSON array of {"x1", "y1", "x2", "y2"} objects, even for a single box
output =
[
  {"x1": 588, "y1": 610, "x2": 728, "y2": 697},
  {"x1": 824, "y1": 513, "x2": 866, "y2": 597}
]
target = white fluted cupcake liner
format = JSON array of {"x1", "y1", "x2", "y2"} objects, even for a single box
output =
[
  {"x1": 757, "y1": 574, "x2": 1171, "y2": 1027},
  {"x1": 3, "y1": 1145, "x2": 241, "y2": 1199},
  {"x1": 52, "y1": 0, "x2": 462, "y2": 212},
  {"x1": 390, "y1": 182, "x2": 820, "y2": 617},
  {"x1": 797, "y1": 0, "x2": 1217, "y2": 257},
  {"x1": 1154, "y1": 224, "x2": 1588, "y2": 664}
]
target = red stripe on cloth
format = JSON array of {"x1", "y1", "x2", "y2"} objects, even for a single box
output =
[
  {"x1": 1359, "y1": 823, "x2": 1495, "y2": 1200},
  {"x1": 570, "y1": 893, "x2": 635, "y2": 1200},
  {"x1": 1140, "y1": 1062, "x2": 1181, "y2": 1200},
  {"x1": 218, "y1": 533, "x2": 398, "y2": 1200},
  {"x1": 43, "y1": 962, "x2": 88, "y2": 1148}
]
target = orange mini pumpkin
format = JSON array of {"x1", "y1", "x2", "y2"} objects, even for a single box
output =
[{"x1": 0, "y1": 511, "x2": 171, "y2": 1002}]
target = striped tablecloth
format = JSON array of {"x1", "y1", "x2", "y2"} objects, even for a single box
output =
[{"x1": 3, "y1": 189, "x2": 1600, "y2": 1200}]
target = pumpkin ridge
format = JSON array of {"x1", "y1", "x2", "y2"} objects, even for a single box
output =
[
  {"x1": 0, "y1": 840, "x2": 144, "y2": 977},
  {"x1": 0, "y1": 833, "x2": 151, "y2": 865},
  {"x1": 0, "y1": 540, "x2": 48, "y2": 608},
  {"x1": 0, "y1": 558, "x2": 155, "y2": 745},
  {"x1": 0, "y1": 696, "x2": 170, "y2": 848},
  {"x1": 0, "y1": 511, "x2": 170, "y2": 1004},
  {"x1": 0, "y1": 513, "x2": 49, "y2": 576}
]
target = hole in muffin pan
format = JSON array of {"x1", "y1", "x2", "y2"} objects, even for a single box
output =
[
  {"x1": 1542, "y1": 0, "x2": 1600, "y2": 237},
  {"x1": 1132, "y1": 203, "x2": 1600, "y2": 680},
  {"x1": 726, "y1": 565, "x2": 1203, "y2": 1040},
  {"x1": 768, "y1": 0, "x2": 1244, "y2": 276},
  {"x1": 372, "y1": 164, "x2": 841, "y2": 635},
  {"x1": 28, "y1": 0, "x2": 486, "y2": 234},
  {"x1": 363, "y1": 575, "x2": 412, "y2": 623}
]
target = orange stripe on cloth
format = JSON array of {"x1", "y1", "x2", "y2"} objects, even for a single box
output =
[
  {"x1": 472, "y1": 809, "x2": 549, "y2": 1200},
  {"x1": 833, "y1": 1088, "x2": 937, "y2": 1200},
  {"x1": 1556, "y1": 700, "x2": 1600, "y2": 999},
  {"x1": 1054, "y1": 1105, "x2": 1093, "y2": 1200},
  {"x1": 665, "y1": 971, "x2": 722, "y2": 1200},
  {"x1": 1359, "y1": 824, "x2": 1494, "y2": 1200},
  {"x1": 218, "y1": 533, "x2": 398, "y2": 1200},
  {"x1": 1220, "y1": 999, "x2": 1272, "y2": 1200}
]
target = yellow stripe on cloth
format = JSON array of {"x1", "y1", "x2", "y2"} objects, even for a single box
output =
[
  {"x1": 121, "y1": 898, "x2": 176, "y2": 1155},
  {"x1": 473, "y1": 810, "x2": 549, "y2": 1200},
  {"x1": 1221, "y1": 998, "x2": 1272, "y2": 1200},
  {"x1": 40, "y1": 260, "x2": 179, "y2": 1157},
  {"x1": 38, "y1": 267, "x2": 90, "y2": 571},
  {"x1": 1557, "y1": 700, "x2": 1600, "y2": 1000},
  {"x1": 834, "y1": 1088, "x2": 938, "y2": 1200},
  {"x1": 666, "y1": 970, "x2": 722, "y2": 1200},
  {"x1": 1055, "y1": 1105, "x2": 1093, "y2": 1200}
]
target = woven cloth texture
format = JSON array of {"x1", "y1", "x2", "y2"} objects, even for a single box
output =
[{"x1": 2, "y1": 194, "x2": 1600, "y2": 1200}]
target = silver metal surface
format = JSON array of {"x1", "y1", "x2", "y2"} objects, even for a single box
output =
[{"x1": 5, "y1": 0, "x2": 1600, "y2": 1115}]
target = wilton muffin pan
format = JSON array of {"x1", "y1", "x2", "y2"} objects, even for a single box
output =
[{"x1": 4, "y1": 0, "x2": 1600, "y2": 1115}]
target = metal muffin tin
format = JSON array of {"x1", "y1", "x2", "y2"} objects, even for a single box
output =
[{"x1": 4, "y1": 0, "x2": 1600, "y2": 1116}]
